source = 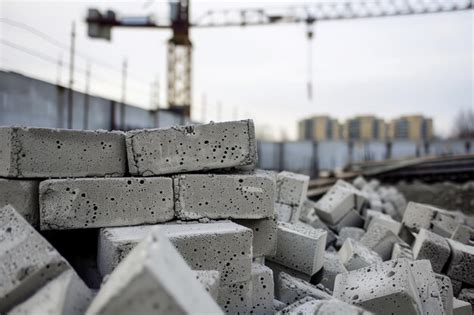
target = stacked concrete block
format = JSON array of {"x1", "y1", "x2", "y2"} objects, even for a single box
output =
[
  {"x1": 333, "y1": 258, "x2": 423, "y2": 314},
  {"x1": 452, "y1": 298, "x2": 472, "y2": 315},
  {"x1": 269, "y1": 222, "x2": 327, "y2": 277},
  {"x1": 0, "y1": 205, "x2": 71, "y2": 313},
  {"x1": 338, "y1": 238, "x2": 382, "y2": 271},
  {"x1": 87, "y1": 228, "x2": 222, "y2": 314},
  {"x1": 446, "y1": 240, "x2": 474, "y2": 286},
  {"x1": 174, "y1": 172, "x2": 274, "y2": 220},
  {"x1": 194, "y1": 270, "x2": 220, "y2": 300},
  {"x1": 436, "y1": 274, "x2": 454, "y2": 315},
  {"x1": 412, "y1": 228, "x2": 451, "y2": 273},
  {"x1": 360, "y1": 223, "x2": 403, "y2": 260},
  {"x1": 249, "y1": 263, "x2": 274, "y2": 315},
  {"x1": 0, "y1": 179, "x2": 39, "y2": 226},
  {"x1": 9, "y1": 270, "x2": 94, "y2": 315},
  {"x1": 275, "y1": 171, "x2": 309, "y2": 223},
  {"x1": 275, "y1": 272, "x2": 331, "y2": 305},
  {"x1": 98, "y1": 222, "x2": 252, "y2": 286},
  {"x1": 234, "y1": 218, "x2": 277, "y2": 257},
  {"x1": 125, "y1": 120, "x2": 256, "y2": 175},
  {"x1": 39, "y1": 177, "x2": 174, "y2": 230},
  {"x1": 0, "y1": 127, "x2": 126, "y2": 178}
]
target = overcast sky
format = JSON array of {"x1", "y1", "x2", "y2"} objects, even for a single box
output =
[{"x1": 1, "y1": 0, "x2": 472, "y2": 139}]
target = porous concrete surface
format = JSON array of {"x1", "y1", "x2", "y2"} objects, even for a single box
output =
[
  {"x1": 360, "y1": 223, "x2": 403, "y2": 260},
  {"x1": 274, "y1": 202, "x2": 298, "y2": 223},
  {"x1": 446, "y1": 240, "x2": 474, "y2": 286},
  {"x1": 218, "y1": 279, "x2": 252, "y2": 314},
  {"x1": 274, "y1": 272, "x2": 331, "y2": 306},
  {"x1": 275, "y1": 296, "x2": 318, "y2": 314},
  {"x1": 98, "y1": 221, "x2": 252, "y2": 285},
  {"x1": 125, "y1": 120, "x2": 257, "y2": 176},
  {"x1": 0, "y1": 127, "x2": 126, "y2": 178},
  {"x1": 269, "y1": 221, "x2": 327, "y2": 276},
  {"x1": 234, "y1": 217, "x2": 277, "y2": 257},
  {"x1": 278, "y1": 298, "x2": 374, "y2": 315},
  {"x1": 410, "y1": 260, "x2": 445, "y2": 315},
  {"x1": 273, "y1": 298, "x2": 286, "y2": 312},
  {"x1": 39, "y1": 177, "x2": 174, "y2": 230},
  {"x1": 249, "y1": 263, "x2": 274, "y2": 315},
  {"x1": 194, "y1": 270, "x2": 220, "y2": 300},
  {"x1": 87, "y1": 228, "x2": 222, "y2": 315},
  {"x1": 457, "y1": 289, "x2": 474, "y2": 309},
  {"x1": 338, "y1": 238, "x2": 382, "y2": 271},
  {"x1": 412, "y1": 228, "x2": 451, "y2": 273},
  {"x1": 275, "y1": 171, "x2": 309, "y2": 207},
  {"x1": 391, "y1": 242, "x2": 414, "y2": 260},
  {"x1": 436, "y1": 273, "x2": 454, "y2": 315},
  {"x1": 0, "y1": 205, "x2": 70, "y2": 313},
  {"x1": 333, "y1": 259, "x2": 423, "y2": 314},
  {"x1": 0, "y1": 178, "x2": 38, "y2": 226},
  {"x1": 174, "y1": 173, "x2": 274, "y2": 220},
  {"x1": 402, "y1": 201, "x2": 453, "y2": 232},
  {"x1": 8, "y1": 270, "x2": 94, "y2": 315}
]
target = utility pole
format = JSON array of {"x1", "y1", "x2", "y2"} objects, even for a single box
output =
[
  {"x1": 67, "y1": 21, "x2": 76, "y2": 129},
  {"x1": 56, "y1": 53, "x2": 63, "y2": 86},
  {"x1": 83, "y1": 63, "x2": 91, "y2": 130},
  {"x1": 120, "y1": 58, "x2": 127, "y2": 129},
  {"x1": 201, "y1": 93, "x2": 206, "y2": 122}
]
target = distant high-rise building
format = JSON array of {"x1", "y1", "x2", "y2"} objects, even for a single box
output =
[
  {"x1": 388, "y1": 115, "x2": 433, "y2": 141},
  {"x1": 298, "y1": 115, "x2": 342, "y2": 141},
  {"x1": 343, "y1": 115, "x2": 387, "y2": 141}
]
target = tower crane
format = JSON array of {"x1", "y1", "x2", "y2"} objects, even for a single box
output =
[{"x1": 86, "y1": 0, "x2": 473, "y2": 118}]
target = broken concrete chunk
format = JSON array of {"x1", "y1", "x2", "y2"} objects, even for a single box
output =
[
  {"x1": 410, "y1": 260, "x2": 445, "y2": 315},
  {"x1": 174, "y1": 173, "x2": 274, "y2": 220},
  {"x1": 319, "y1": 252, "x2": 347, "y2": 291},
  {"x1": 0, "y1": 205, "x2": 70, "y2": 313},
  {"x1": 125, "y1": 120, "x2": 257, "y2": 176},
  {"x1": 275, "y1": 272, "x2": 331, "y2": 305},
  {"x1": 336, "y1": 227, "x2": 365, "y2": 248},
  {"x1": 275, "y1": 171, "x2": 309, "y2": 207},
  {"x1": 402, "y1": 202, "x2": 452, "y2": 232},
  {"x1": 194, "y1": 270, "x2": 220, "y2": 301},
  {"x1": 333, "y1": 258, "x2": 423, "y2": 315},
  {"x1": 8, "y1": 270, "x2": 94, "y2": 315},
  {"x1": 412, "y1": 228, "x2": 451, "y2": 273},
  {"x1": 338, "y1": 238, "x2": 382, "y2": 271},
  {"x1": 446, "y1": 240, "x2": 474, "y2": 286},
  {"x1": 87, "y1": 228, "x2": 222, "y2": 315},
  {"x1": 234, "y1": 218, "x2": 277, "y2": 257},
  {"x1": 98, "y1": 221, "x2": 252, "y2": 285},
  {"x1": 218, "y1": 279, "x2": 251, "y2": 314},
  {"x1": 250, "y1": 263, "x2": 274, "y2": 315},
  {"x1": 0, "y1": 179, "x2": 39, "y2": 226},
  {"x1": 269, "y1": 222, "x2": 327, "y2": 276},
  {"x1": 0, "y1": 127, "x2": 126, "y2": 178},
  {"x1": 360, "y1": 223, "x2": 402, "y2": 260},
  {"x1": 391, "y1": 242, "x2": 414, "y2": 260},
  {"x1": 39, "y1": 177, "x2": 174, "y2": 230},
  {"x1": 452, "y1": 298, "x2": 471, "y2": 315},
  {"x1": 436, "y1": 273, "x2": 454, "y2": 315}
]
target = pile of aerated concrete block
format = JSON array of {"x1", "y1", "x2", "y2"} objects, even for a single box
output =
[{"x1": 1, "y1": 121, "x2": 473, "y2": 315}]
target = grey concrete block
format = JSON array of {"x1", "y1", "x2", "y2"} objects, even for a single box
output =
[
  {"x1": 174, "y1": 173, "x2": 274, "y2": 220},
  {"x1": 8, "y1": 270, "x2": 94, "y2": 315},
  {"x1": 436, "y1": 274, "x2": 454, "y2": 315},
  {"x1": 275, "y1": 171, "x2": 309, "y2": 207},
  {"x1": 333, "y1": 258, "x2": 423, "y2": 315},
  {"x1": 338, "y1": 238, "x2": 382, "y2": 271},
  {"x1": 412, "y1": 228, "x2": 451, "y2": 273},
  {"x1": 305, "y1": 214, "x2": 337, "y2": 246},
  {"x1": 0, "y1": 179, "x2": 39, "y2": 226},
  {"x1": 273, "y1": 299, "x2": 286, "y2": 312},
  {"x1": 275, "y1": 296, "x2": 317, "y2": 315},
  {"x1": 126, "y1": 120, "x2": 257, "y2": 176},
  {"x1": 402, "y1": 202, "x2": 452, "y2": 232},
  {"x1": 265, "y1": 260, "x2": 311, "y2": 284},
  {"x1": 367, "y1": 214, "x2": 402, "y2": 235},
  {"x1": 451, "y1": 224, "x2": 472, "y2": 244},
  {"x1": 336, "y1": 227, "x2": 365, "y2": 248},
  {"x1": 282, "y1": 299, "x2": 373, "y2": 315},
  {"x1": 275, "y1": 272, "x2": 331, "y2": 306},
  {"x1": 410, "y1": 260, "x2": 445, "y2": 315},
  {"x1": 452, "y1": 298, "x2": 471, "y2": 315},
  {"x1": 250, "y1": 263, "x2": 274, "y2": 315},
  {"x1": 274, "y1": 203, "x2": 295, "y2": 223},
  {"x1": 446, "y1": 240, "x2": 474, "y2": 286},
  {"x1": 0, "y1": 127, "x2": 126, "y2": 178},
  {"x1": 234, "y1": 218, "x2": 277, "y2": 257},
  {"x1": 0, "y1": 205, "x2": 70, "y2": 313},
  {"x1": 218, "y1": 279, "x2": 251, "y2": 314},
  {"x1": 432, "y1": 213, "x2": 459, "y2": 238},
  {"x1": 457, "y1": 289, "x2": 474, "y2": 309},
  {"x1": 269, "y1": 222, "x2": 327, "y2": 276},
  {"x1": 327, "y1": 209, "x2": 365, "y2": 232},
  {"x1": 87, "y1": 228, "x2": 222, "y2": 315},
  {"x1": 451, "y1": 279, "x2": 462, "y2": 297},
  {"x1": 299, "y1": 198, "x2": 317, "y2": 223},
  {"x1": 194, "y1": 270, "x2": 220, "y2": 301},
  {"x1": 39, "y1": 177, "x2": 174, "y2": 230},
  {"x1": 352, "y1": 176, "x2": 367, "y2": 190},
  {"x1": 98, "y1": 222, "x2": 252, "y2": 285},
  {"x1": 319, "y1": 252, "x2": 347, "y2": 291},
  {"x1": 391, "y1": 242, "x2": 414, "y2": 260},
  {"x1": 360, "y1": 223, "x2": 402, "y2": 260}
]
